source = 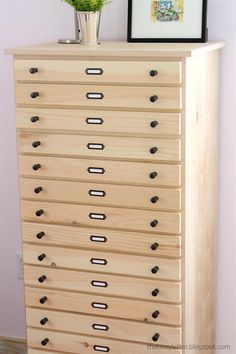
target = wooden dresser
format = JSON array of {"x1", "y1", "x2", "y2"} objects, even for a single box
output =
[{"x1": 7, "y1": 41, "x2": 224, "y2": 354}]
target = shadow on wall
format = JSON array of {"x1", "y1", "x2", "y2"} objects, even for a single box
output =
[{"x1": 100, "y1": 0, "x2": 128, "y2": 40}]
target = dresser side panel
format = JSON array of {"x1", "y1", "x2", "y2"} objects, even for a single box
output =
[{"x1": 184, "y1": 51, "x2": 220, "y2": 352}]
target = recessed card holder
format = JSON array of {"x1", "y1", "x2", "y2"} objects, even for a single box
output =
[
  {"x1": 92, "y1": 302, "x2": 108, "y2": 310},
  {"x1": 90, "y1": 258, "x2": 107, "y2": 266},
  {"x1": 87, "y1": 143, "x2": 105, "y2": 150},
  {"x1": 86, "y1": 93, "x2": 104, "y2": 100},
  {"x1": 90, "y1": 235, "x2": 107, "y2": 243},
  {"x1": 89, "y1": 213, "x2": 106, "y2": 220},
  {"x1": 91, "y1": 280, "x2": 108, "y2": 288},
  {"x1": 86, "y1": 118, "x2": 104, "y2": 125},
  {"x1": 92, "y1": 324, "x2": 109, "y2": 331},
  {"x1": 89, "y1": 190, "x2": 106, "y2": 197},
  {"x1": 93, "y1": 345, "x2": 110, "y2": 352},
  {"x1": 88, "y1": 167, "x2": 105, "y2": 174},
  {"x1": 85, "y1": 68, "x2": 104, "y2": 75}
]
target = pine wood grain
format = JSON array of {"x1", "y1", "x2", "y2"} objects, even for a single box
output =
[
  {"x1": 18, "y1": 155, "x2": 181, "y2": 187},
  {"x1": 16, "y1": 108, "x2": 181, "y2": 137},
  {"x1": 27, "y1": 328, "x2": 182, "y2": 354},
  {"x1": 23, "y1": 243, "x2": 181, "y2": 281},
  {"x1": 5, "y1": 40, "x2": 225, "y2": 58},
  {"x1": 24, "y1": 265, "x2": 181, "y2": 303},
  {"x1": 20, "y1": 178, "x2": 181, "y2": 211},
  {"x1": 18, "y1": 132, "x2": 181, "y2": 162},
  {"x1": 183, "y1": 49, "x2": 220, "y2": 353},
  {"x1": 22, "y1": 222, "x2": 182, "y2": 258},
  {"x1": 25, "y1": 287, "x2": 181, "y2": 325},
  {"x1": 14, "y1": 60, "x2": 182, "y2": 85},
  {"x1": 7, "y1": 41, "x2": 224, "y2": 353},
  {"x1": 21, "y1": 200, "x2": 181, "y2": 234},
  {"x1": 16, "y1": 83, "x2": 182, "y2": 110},
  {"x1": 26, "y1": 308, "x2": 182, "y2": 346}
]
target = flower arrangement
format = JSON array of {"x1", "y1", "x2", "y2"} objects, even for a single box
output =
[{"x1": 63, "y1": 0, "x2": 110, "y2": 12}]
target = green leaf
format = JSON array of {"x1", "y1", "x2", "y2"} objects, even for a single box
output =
[{"x1": 62, "y1": 0, "x2": 111, "y2": 12}]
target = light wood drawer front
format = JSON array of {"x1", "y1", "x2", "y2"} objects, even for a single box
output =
[
  {"x1": 15, "y1": 60, "x2": 182, "y2": 85},
  {"x1": 18, "y1": 155, "x2": 181, "y2": 187},
  {"x1": 18, "y1": 133, "x2": 181, "y2": 162},
  {"x1": 24, "y1": 265, "x2": 181, "y2": 303},
  {"x1": 28, "y1": 328, "x2": 182, "y2": 354},
  {"x1": 23, "y1": 244, "x2": 181, "y2": 281},
  {"x1": 26, "y1": 308, "x2": 181, "y2": 346},
  {"x1": 20, "y1": 178, "x2": 181, "y2": 212},
  {"x1": 16, "y1": 108, "x2": 181, "y2": 137},
  {"x1": 25, "y1": 287, "x2": 181, "y2": 325},
  {"x1": 21, "y1": 200, "x2": 181, "y2": 234},
  {"x1": 16, "y1": 84, "x2": 182, "y2": 110},
  {"x1": 22, "y1": 222, "x2": 181, "y2": 258}
]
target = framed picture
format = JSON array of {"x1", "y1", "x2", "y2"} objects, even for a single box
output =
[{"x1": 127, "y1": 0, "x2": 208, "y2": 43}]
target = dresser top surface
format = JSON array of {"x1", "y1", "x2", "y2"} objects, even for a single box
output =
[{"x1": 6, "y1": 41, "x2": 225, "y2": 58}]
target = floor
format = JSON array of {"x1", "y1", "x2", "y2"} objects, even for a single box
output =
[{"x1": 0, "y1": 338, "x2": 27, "y2": 354}]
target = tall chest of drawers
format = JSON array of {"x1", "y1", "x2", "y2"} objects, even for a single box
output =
[{"x1": 7, "y1": 41, "x2": 224, "y2": 354}]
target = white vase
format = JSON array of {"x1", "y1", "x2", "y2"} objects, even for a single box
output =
[{"x1": 77, "y1": 11, "x2": 101, "y2": 45}]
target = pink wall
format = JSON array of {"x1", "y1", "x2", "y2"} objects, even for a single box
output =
[
  {"x1": 208, "y1": 1, "x2": 236, "y2": 352},
  {"x1": 0, "y1": 0, "x2": 235, "y2": 352},
  {"x1": 0, "y1": 0, "x2": 71, "y2": 339}
]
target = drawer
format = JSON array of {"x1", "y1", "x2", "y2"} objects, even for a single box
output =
[
  {"x1": 27, "y1": 328, "x2": 182, "y2": 354},
  {"x1": 21, "y1": 200, "x2": 181, "y2": 234},
  {"x1": 23, "y1": 244, "x2": 181, "y2": 281},
  {"x1": 14, "y1": 59, "x2": 182, "y2": 85},
  {"x1": 16, "y1": 108, "x2": 181, "y2": 137},
  {"x1": 22, "y1": 222, "x2": 182, "y2": 258},
  {"x1": 24, "y1": 265, "x2": 181, "y2": 303},
  {"x1": 20, "y1": 178, "x2": 181, "y2": 212},
  {"x1": 25, "y1": 287, "x2": 181, "y2": 325},
  {"x1": 26, "y1": 308, "x2": 182, "y2": 346},
  {"x1": 18, "y1": 155, "x2": 181, "y2": 187},
  {"x1": 15, "y1": 84, "x2": 182, "y2": 110},
  {"x1": 18, "y1": 132, "x2": 181, "y2": 162}
]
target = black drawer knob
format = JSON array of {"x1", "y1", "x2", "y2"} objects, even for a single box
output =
[
  {"x1": 152, "y1": 311, "x2": 160, "y2": 319},
  {"x1": 151, "y1": 196, "x2": 159, "y2": 204},
  {"x1": 151, "y1": 266, "x2": 159, "y2": 274},
  {"x1": 33, "y1": 164, "x2": 41, "y2": 171},
  {"x1": 150, "y1": 70, "x2": 158, "y2": 77},
  {"x1": 40, "y1": 317, "x2": 48, "y2": 326},
  {"x1": 36, "y1": 231, "x2": 45, "y2": 239},
  {"x1": 150, "y1": 95, "x2": 158, "y2": 103},
  {"x1": 150, "y1": 220, "x2": 158, "y2": 228},
  {"x1": 38, "y1": 275, "x2": 47, "y2": 283},
  {"x1": 152, "y1": 333, "x2": 160, "y2": 342},
  {"x1": 29, "y1": 68, "x2": 39, "y2": 74},
  {"x1": 41, "y1": 338, "x2": 49, "y2": 346},
  {"x1": 150, "y1": 147, "x2": 158, "y2": 155},
  {"x1": 36, "y1": 209, "x2": 44, "y2": 217},
  {"x1": 32, "y1": 141, "x2": 41, "y2": 148},
  {"x1": 151, "y1": 243, "x2": 159, "y2": 251},
  {"x1": 38, "y1": 254, "x2": 46, "y2": 262},
  {"x1": 34, "y1": 186, "x2": 43, "y2": 194},
  {"x1": 150, "y1": 120, "x2": 158, "y2": 128},
  {"x1": 152, "y1": 288, "x2": 159, "y2": 297},
  {"x1": 39, "y1": 296, "x2": 48, "y2": 304},
  {"x1": 149, "y1": 172, "x2": 158, "y2": 179},
  {"x1": 31, "y1": 92, "x2": 39, "y2": 99},
  {"x1": 31, "y1": 116, "x2": 39, "y2": 123}
]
